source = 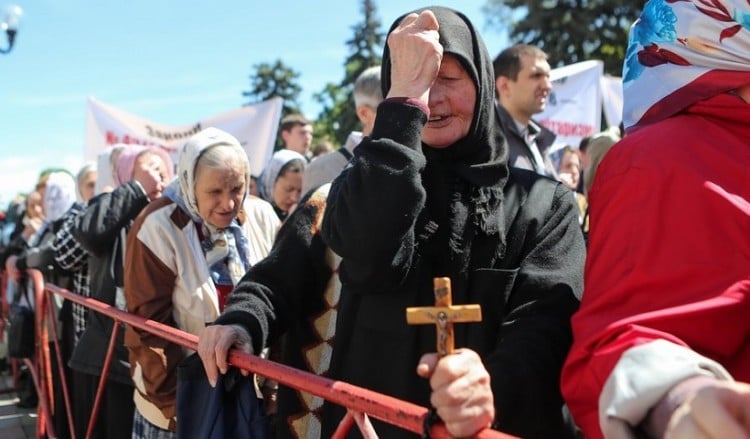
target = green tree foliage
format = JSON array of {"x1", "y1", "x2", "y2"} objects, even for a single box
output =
[
  {"x1": 242, "y1": 59, "x2": 303, "y2": 118},
  {"x1": 314, "y1": 0, "x2": 384, "y2": 145},
  {"x1": 482, "y1": 0, "x2": 643, "y2": 75}
]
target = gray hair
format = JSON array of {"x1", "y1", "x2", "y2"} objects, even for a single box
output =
[
  {"x1": 353, "y1": 66, "x2": 383, "y2": 109},
  {"x1": 195, "y1": 143, "x2": 248, "y2": 177},
  {"x1": 583, "y1": 128, "x2": 621, "y2": 195}
]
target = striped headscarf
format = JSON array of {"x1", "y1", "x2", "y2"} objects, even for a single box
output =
[{"x1": 623, "y1": 0, "x2": 750, "y2": 131}]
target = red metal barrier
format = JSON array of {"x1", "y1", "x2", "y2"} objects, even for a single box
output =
[
  {"x1": 0, "y1": 269, "x2": 17, "y2": 396},
  {"x1": 25, "y1": 271, "x2": 514, "y2": 439},
  {"x1": 28, "y1": 269, "x2": 56, "y2": 438}
]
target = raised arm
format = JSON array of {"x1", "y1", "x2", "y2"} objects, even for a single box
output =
[
  {"x1": 321, "y1": 11, "x2": 443, "y2": 291},
  {"x1": 200, "y1": 188, "x2": 335, "y2": 383}
]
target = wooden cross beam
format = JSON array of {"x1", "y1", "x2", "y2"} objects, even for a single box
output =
[{"x1": 405, "y1": 277, "x2": 482, "y2": 357}]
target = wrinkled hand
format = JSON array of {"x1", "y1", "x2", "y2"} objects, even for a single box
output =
[
  {"x1": 386, "y1": 10, "x2": 443, "y2": 106},
  {"x1": 197, "y1": 324, "x2": 254, "y2": 387},
  {"x1": 665, "y1": 381, "x2": 750, "y2": 439},
  {"x1": 5, "y1": 255, "x2": 21, "y2": 283},
  {"x1": 417, "y1": 349, "x2": 495, "y2": 437},
  {"x1": 132, "y1": 152, "x2": 168, "y2": 200}
]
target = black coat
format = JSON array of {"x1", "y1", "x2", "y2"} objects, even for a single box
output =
[
  {"x1": 325, "y1": 10, "x2": 583, "y2": 431},
  {"x1": 221, "y1": 7, "x2": 584, "y2": 437},
  {"x1": 218, "y1": 104, "x2": 584, "y2": 439},
  {"x1": 217, "y1": 187, "x2": 335, "y2": 439},
  {"x1": 69, "y1": 181, "x2": 149, "y2": 385},
  {"x1": 321, "y1": 104, "x2": 584, "y2": 438}
]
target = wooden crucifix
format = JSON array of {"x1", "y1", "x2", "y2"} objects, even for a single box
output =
[{"x1": 405, "y1": 277, "x2": 482, "y2": 357}]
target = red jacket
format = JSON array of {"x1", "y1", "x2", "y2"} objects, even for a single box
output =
[{"x1": 562, "y1": 93, "x2": 750, "y2": 438}]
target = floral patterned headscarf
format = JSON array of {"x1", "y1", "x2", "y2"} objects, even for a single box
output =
[{"x1": 623, "y1": 0, "x2": 750, "y2": 131}]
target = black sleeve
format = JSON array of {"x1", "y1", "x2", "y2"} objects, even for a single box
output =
[
  {"x1": 52, "y1": 205, "x2": 88, "y2": 272},
  {"x1": 0, "y1": 226, "x2": 29, "y2": 267},
  {"x1": 216, "y1": 191, "x2": 332, "y2": 355},
  {"x1": 321, "y1": 101, "x2": 428, "y2": 291},
  {"x1": 490, "y1": 182, "x2": 585, "y2": 437},
  {"x1": 15, "y1": 240, "x2": 55, "y2": 272},
  {"x1": 73, "y1": 181, "x2": 149, "y2": 256},
  {"x1": 16, "y1": 217, "x2": 73, "y2": 278}
]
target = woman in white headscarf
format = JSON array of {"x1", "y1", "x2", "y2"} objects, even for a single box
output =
[
  {"x1": 94, "y1": 145, "x2": 124, "y2": 195},
  {"x1": 258, "y1": 149, "x2": 306, "y2": 220},
  {"x1": 4, "y1": 171, "x2": 79, "y2": 436},
  {"x1": 124, "y1": 127, "x2": 279, "y2": 437},
  {"x1": 5, "y1": 171, "x2": 77, "y2": 281},
  {"x1": 74, "y1": 163, "x2": 97, "y2": 204}
]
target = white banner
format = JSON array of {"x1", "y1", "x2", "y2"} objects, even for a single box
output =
[
  {"x1": 85, "y1": 96, "x2": 283, "y2": 177},
  {"x1": 536, "y1": 60, "x2": 603, "y2": 152},
  {"x1": 600, "y1": 75, "x2": 624, "y2": 130}
]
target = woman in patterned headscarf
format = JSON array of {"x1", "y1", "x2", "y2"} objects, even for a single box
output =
[
  {"x1": 562, "y1": 1, "x2": 750, "y2": 437},
  {"x1": 124, "y1": 127, "x2": 279, "y2": 438}
]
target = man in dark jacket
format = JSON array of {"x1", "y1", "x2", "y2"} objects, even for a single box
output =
[{"x1": 494, "y1": 44, "x2": 558, "y2": 177}]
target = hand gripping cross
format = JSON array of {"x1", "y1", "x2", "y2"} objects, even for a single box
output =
[{"x1": 405, "y1": 277, "x2": 482, "y2": 357}]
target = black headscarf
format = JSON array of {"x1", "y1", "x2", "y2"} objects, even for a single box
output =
[{"x1": 381, "y1": 6, "x2": 510, "y2": 272}]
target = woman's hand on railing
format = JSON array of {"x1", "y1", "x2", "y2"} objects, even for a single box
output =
[{"x1": 197, "y1": 323, "x2": 254, "y2": 387}]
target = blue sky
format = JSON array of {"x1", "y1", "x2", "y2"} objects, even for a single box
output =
[{"x1": 0, "y1": 0, "x2": 507, "y2": 207}]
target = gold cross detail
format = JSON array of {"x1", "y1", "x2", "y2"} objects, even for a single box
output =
[{"x1": 405, "y1": 277, "x2": 482, "y2": 357}]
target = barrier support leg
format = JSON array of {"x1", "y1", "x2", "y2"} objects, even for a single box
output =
[
  {"x1": 86, "y1": 320, "x2": 120, "y2": 439},
  {"x1": 46, "y1": 292, "x2": 76, "y2": 439}
]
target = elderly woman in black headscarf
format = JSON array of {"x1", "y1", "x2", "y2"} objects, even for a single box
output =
[
  {"x1": 319, "y1": 7, "x2": 584, "y2": 438},
  {"x1": 198, "y1": 6, "x2": 583, "y2": 439}
]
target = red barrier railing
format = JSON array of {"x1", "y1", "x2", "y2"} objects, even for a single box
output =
[
  {"x1": 27, "y1": 269, "x2": 57, "y2": 438},
  {"x1": 20, "y1": 269, "x2": 514, "y2": 439},
  {"x1": 0, "y1": 268, "x2": 16, "y2": 396}
]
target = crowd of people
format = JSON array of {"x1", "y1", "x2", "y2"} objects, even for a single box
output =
[{"x1": 1, "y1": 1, "x2": 749, "y2": 438}]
